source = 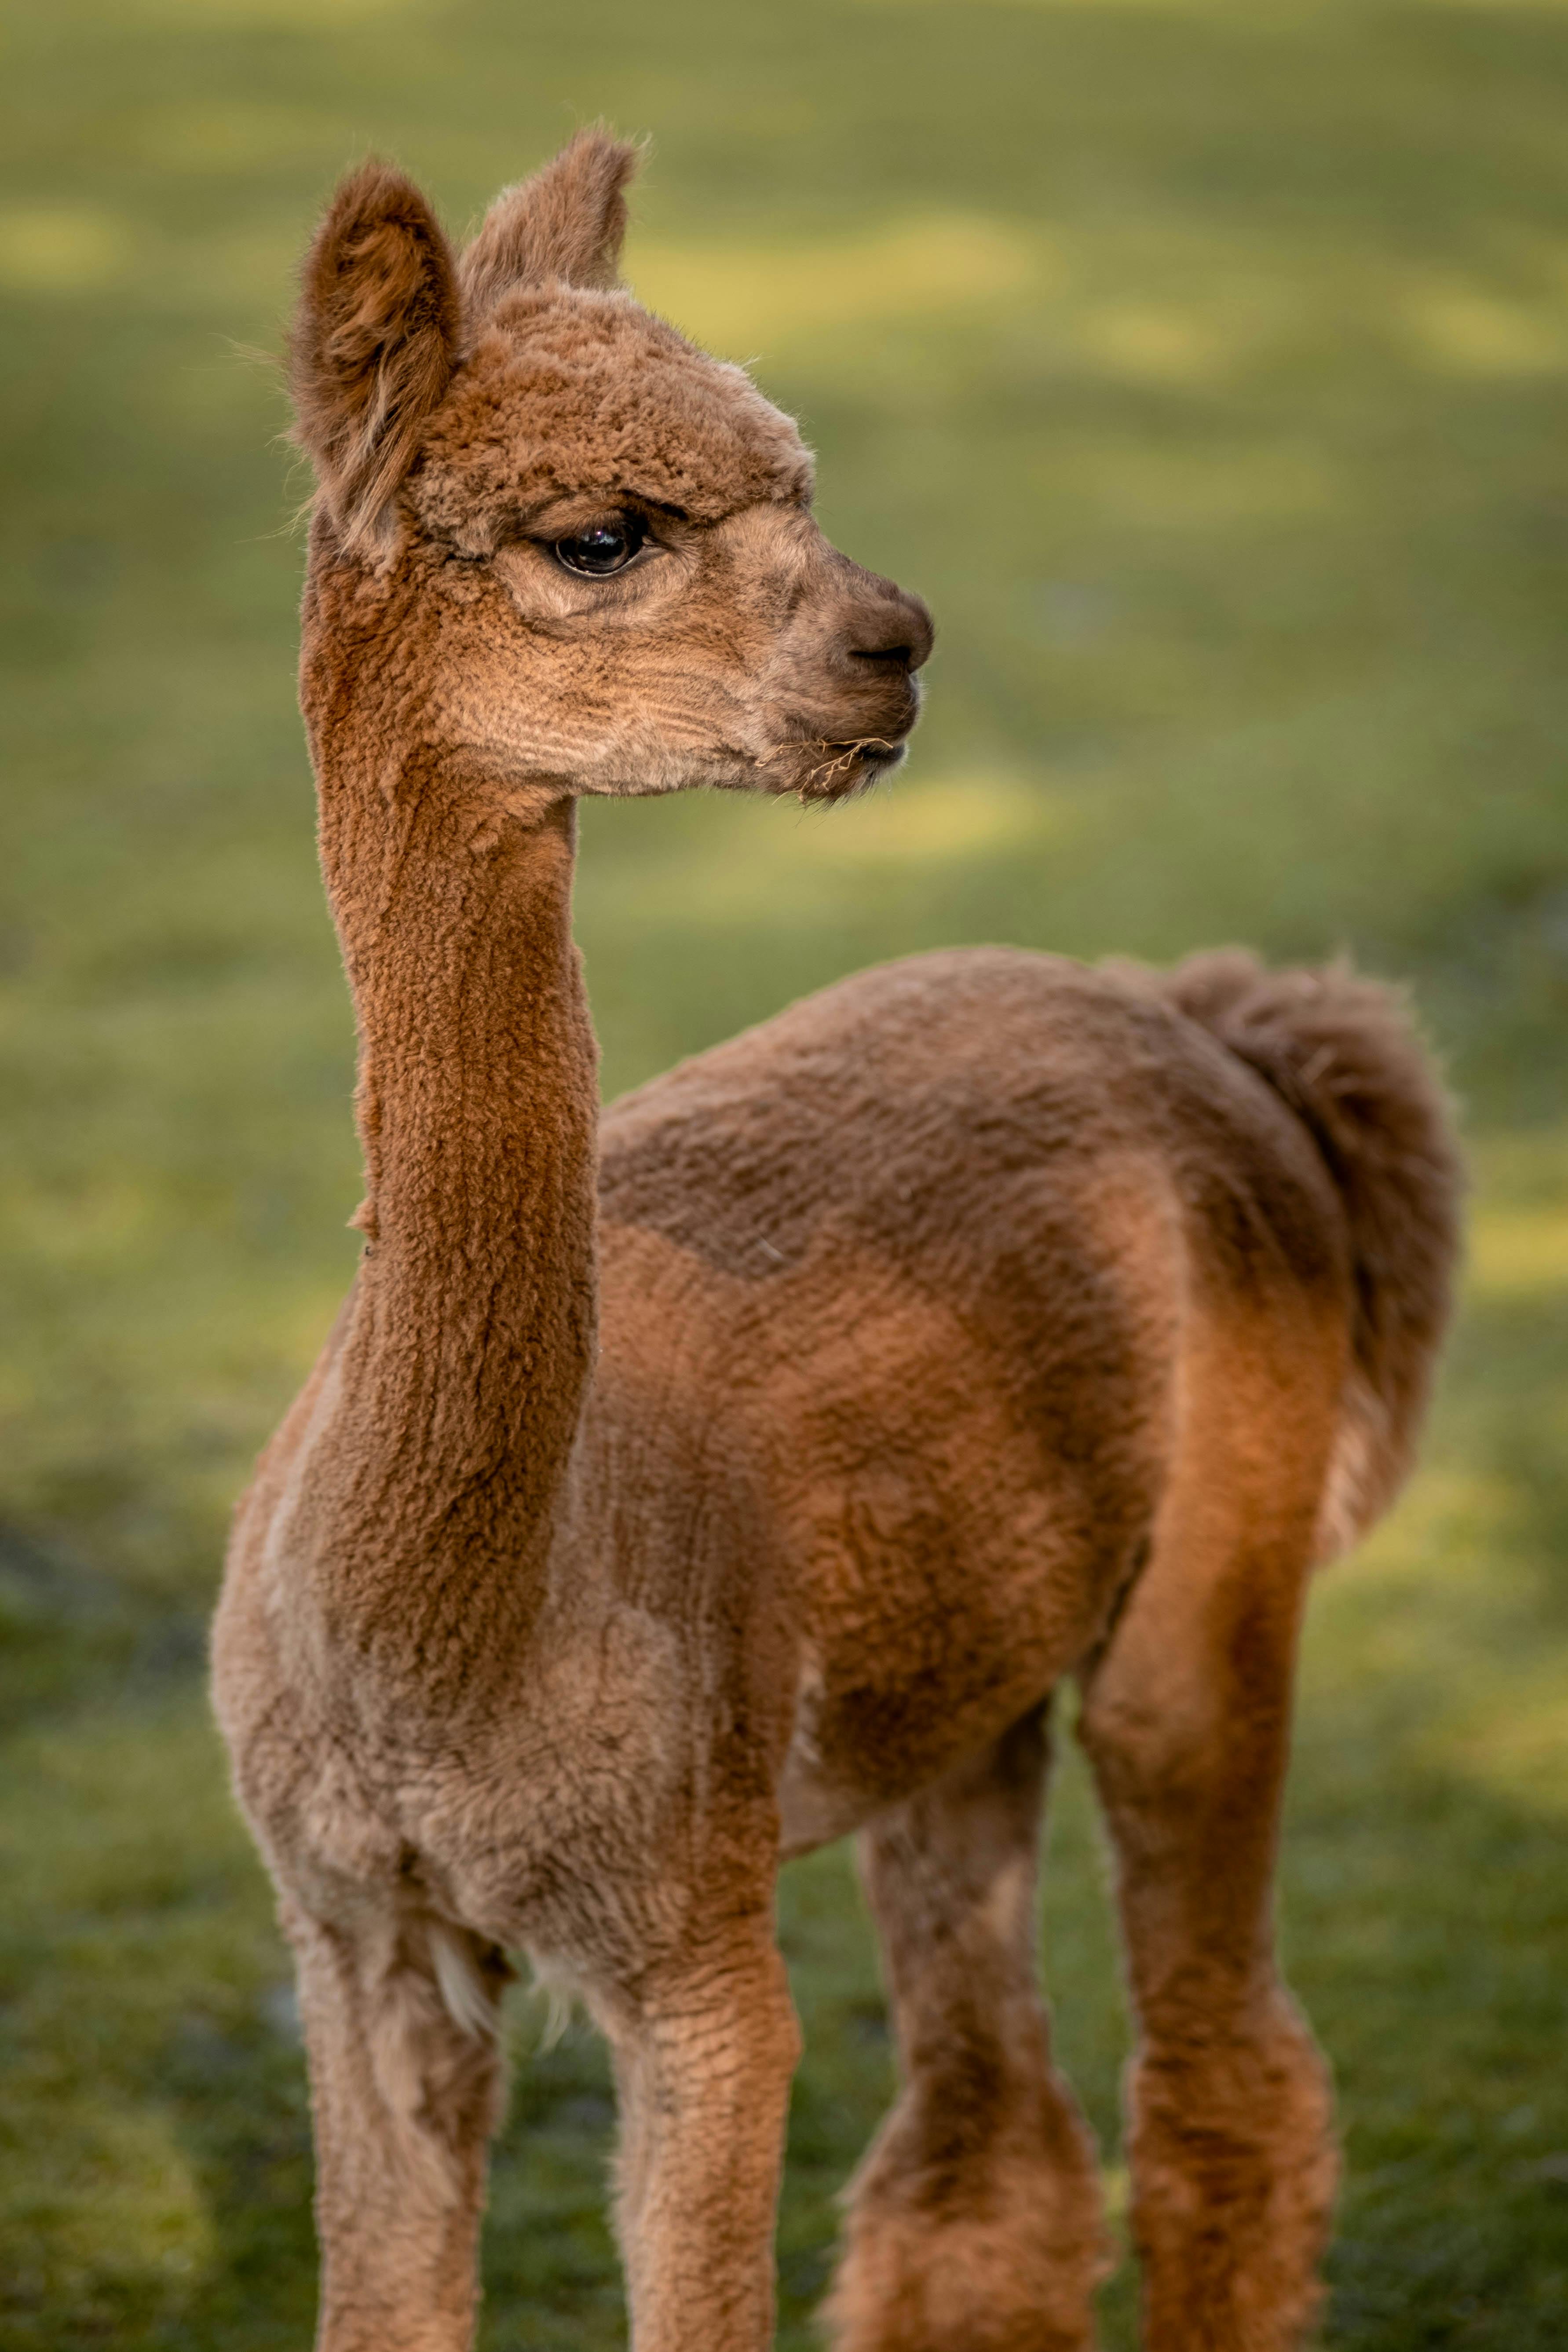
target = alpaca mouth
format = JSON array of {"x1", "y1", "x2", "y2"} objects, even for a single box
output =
[
  {"x1": 797, "y1": 737, "x2": 907, "y2": 803},
  {"x1": 762, "y1": 662, "x2": 923, "y2": 801},
  {"x1": 760, "y1": 733, "x2": 908, "y2": 805}
]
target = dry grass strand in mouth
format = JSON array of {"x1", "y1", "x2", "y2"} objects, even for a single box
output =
[{"x1": 796, "y1": 738, "x2": 899, "y2": 801}]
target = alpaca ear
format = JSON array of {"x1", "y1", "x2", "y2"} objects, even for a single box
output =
[
  {"x1": 461, "y1": 128, "x2": 641, "y2": 315},
  {"x1": 290, "y1": 161, "x2": 461, "y2": 552}
]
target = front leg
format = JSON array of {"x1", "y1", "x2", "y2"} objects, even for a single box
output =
[
  {"x1": 287, "y1": 1901, "x2": 509, "y2": 2352},
  {"x1": 606, "y1": 1925, "x2": 803, "y2": 2352}
]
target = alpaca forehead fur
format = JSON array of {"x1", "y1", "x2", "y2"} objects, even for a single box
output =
[{"x1": 411, "y1": 289, "x2": 814, "y2": 544}]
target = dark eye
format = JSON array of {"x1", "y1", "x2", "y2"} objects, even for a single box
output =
[{"x1": 552, "y1": 516, "x2": 647, "y2": 577}]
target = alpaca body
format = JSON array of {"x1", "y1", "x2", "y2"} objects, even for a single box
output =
[
  {"x1": 216, "y1": 936, "x2": 1432, "y2": 2352},
  {"x1": 212, "y1": 132, "x2": 1461, "y2": 2352},
  {"x1": 600, "y1": 944, "x2": 1348, "y2": 1850},
  {"x1": 222, "y1": 942, "x2": 1338, "y2": 1931}
]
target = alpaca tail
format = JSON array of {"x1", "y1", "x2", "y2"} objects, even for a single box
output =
[{"x1": 1152, "y1": 949, "x2": 1465, "y2": 1559}]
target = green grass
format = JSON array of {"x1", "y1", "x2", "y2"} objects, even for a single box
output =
[{"x1": 4, "y1": 0, "x2": 1568, "y2": 2343}]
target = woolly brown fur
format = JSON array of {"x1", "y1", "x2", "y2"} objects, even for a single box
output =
[{"x1": 213, "y1": 128, "x2": 1463, "y2": 2352}]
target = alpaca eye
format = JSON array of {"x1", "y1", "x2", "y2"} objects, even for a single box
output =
[{"x1": 552, "y1": 516, "x2": 647, "y2": 577}]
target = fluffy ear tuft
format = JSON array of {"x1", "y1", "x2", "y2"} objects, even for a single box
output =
[
  {"x1": 461, "y1": 128, "x2": 642, "y2": 316},
  {"x1": 290, "y1": 161, "x2": 461, "y2": 552}
]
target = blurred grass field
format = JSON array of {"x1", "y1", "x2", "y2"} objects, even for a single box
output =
[{"x1": 3, "y1": 0, "x2": 1568, "y2": 2343}]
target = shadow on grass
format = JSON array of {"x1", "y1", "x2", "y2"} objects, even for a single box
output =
[
  {"x1": 5, "y1": 1263, "x2": 1568, "y2": 2351},
  {"x1": 5, "y1": 2, "x2": 1568, "y2": 2344},
  {"x1": 3, "y1": 1643, "x2": 1565, "y2": 2352}
]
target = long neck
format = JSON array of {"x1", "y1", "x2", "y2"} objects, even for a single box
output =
[{"x1": 293, "y1": 700, "x2": 599, "y2": 1697}]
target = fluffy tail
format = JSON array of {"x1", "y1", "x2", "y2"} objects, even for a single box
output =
[{"x1": 1152, "y1": 949, "x2": 1465, "y2": 1559}]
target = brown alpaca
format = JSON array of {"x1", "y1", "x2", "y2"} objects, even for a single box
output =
[{"x1": 211, "y1": 132, "x2": 1462, "y2": 2352}]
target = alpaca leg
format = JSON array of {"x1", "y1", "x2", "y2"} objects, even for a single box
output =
[
  {"x1": 1076, "y1": 1523, "x2": 1336, "y2": 2352},
  {"x1": 287, "y1": 1903, "x2": 508, "y2": 2352},
  {"x1": 824, "y1": 1702, "x2": 1110, "y2": 2352},
  {"x1": 608, "y1": 1924, "x2": 802, "y2": 2352}
]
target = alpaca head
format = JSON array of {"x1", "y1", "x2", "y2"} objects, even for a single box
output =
[{"x1": 289, "y1": 132, "x2": 933, "y2": 806}]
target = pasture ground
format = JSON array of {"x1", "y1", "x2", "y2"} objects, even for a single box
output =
[{"x1": 2, "y1": 1, "x2": 1567, "y2": 2343}]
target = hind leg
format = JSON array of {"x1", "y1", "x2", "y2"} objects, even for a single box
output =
[
  {"x1": 824, "y1": 1701, "x2": 1110, "y2": 2352},
  {"x1": 1077, "y1": 1503, "x2": 1336, "y2": 2350}
]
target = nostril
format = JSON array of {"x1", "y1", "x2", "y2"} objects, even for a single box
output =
[{"x1": 842, "y1": 583, "x2": 936, "y2": 672}]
